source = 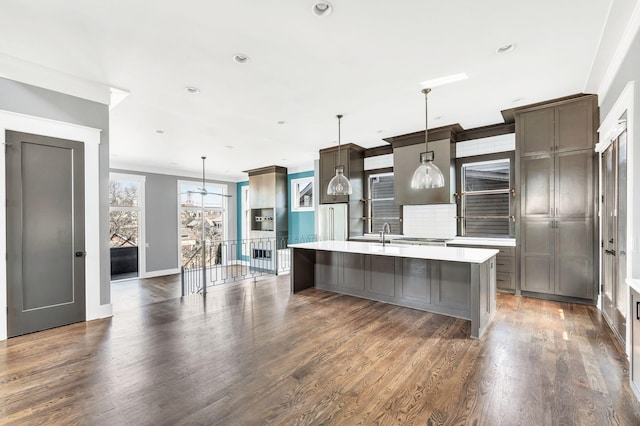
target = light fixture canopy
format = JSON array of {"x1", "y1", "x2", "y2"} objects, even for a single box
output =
[
  {"x1": 327, "y1": 114, "x2": 353, "y2": 195},
  {"x1": 496, "y1": 44, "x2": 516, "y2": 54},
  {"x1": 233, "y1": 54, "x2": 250, "y2": 64},
  {"x1": 312, "y1": 1, "x2": 333, "y2": 17},
  {"x1": 410, "y1": 88, "x2": 446, "y2": 189}
]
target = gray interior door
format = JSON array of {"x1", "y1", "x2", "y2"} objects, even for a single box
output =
[
  {"x1": 6, "y1": 131, "x2": 85, "y2": 337},
  {"x1": 602, "y1": 127, "x2": 627, "y2": 346}
]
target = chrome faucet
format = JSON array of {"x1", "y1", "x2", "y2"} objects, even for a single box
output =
[{"x1": 380, "y1": 222, "x2": 391, "y2": 247}]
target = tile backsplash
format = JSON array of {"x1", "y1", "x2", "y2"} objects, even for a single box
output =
[{"x1": 403, "y1": 204, "x2": 457, "y2": 239}]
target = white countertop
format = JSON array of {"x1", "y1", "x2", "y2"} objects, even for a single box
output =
[
  {"x1": 351, "y1": 235, "x2": 516, "y2": 247},
  {"x1": 628, "y1": 279, "x2": 640, "y2": 294},
  {"x1": 289, "y1": 241, "x2": 498, "y2": 264},
  {"x1": 448, "y1": 237, "x2": 516, "y2": 247}
]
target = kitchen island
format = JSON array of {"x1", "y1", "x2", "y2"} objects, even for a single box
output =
[{"x1": 289, "y1": 241, "x2": 498, "y2": 338}]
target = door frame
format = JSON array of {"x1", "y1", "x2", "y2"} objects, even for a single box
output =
[
  {"x1": 0, "y1": 109, "x2": 106, "y2": 341},
  {"x1": 596, "y1": 80, "x2": 635, "y2": 359}
]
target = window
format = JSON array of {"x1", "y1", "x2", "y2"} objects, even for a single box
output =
[
  {"x1": 291, "y1": 177, "x2": 314, "y2": 212},
  {"x1": 457, "y1": 153, "x2": 514, "y2": 237},
  {"x1": 109, "y1": 173, "x2": 145, "y2": 280},
  {"x1": 367, "y1": 172, "x2": 401, "y2": 234},
  {"x1": 241, "y1": 185, "x2": 250, "y2": 257},
  {"x1": 178, "y1": 181, "x2": 227, "y2": 267}
]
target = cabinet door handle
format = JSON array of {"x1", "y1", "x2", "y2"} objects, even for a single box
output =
[{"x1": 637, "y1": 301, "x2": 640, "y2": 320}]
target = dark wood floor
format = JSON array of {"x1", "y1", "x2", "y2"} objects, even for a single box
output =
[
  {"x1": 2, "y1": 275, "x2": 640, "y2": 425},
  {"x1": 110, "y1": 273, "x2": 182, "y2": 313}
]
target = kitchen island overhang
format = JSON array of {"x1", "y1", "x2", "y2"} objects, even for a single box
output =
[{"x1": 289, "y1": 241, "x2": 499, "y2": 339}]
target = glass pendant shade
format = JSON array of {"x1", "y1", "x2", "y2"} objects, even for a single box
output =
[
  {"x1": 411, "y1": 88, "x2": 445, "y2": 190},
  {"x1": 327, "y1": 165, "x2": 353, "y2": 195},
  {"x1": 326, "y1": 114, "x2": 353, "y2": 196},
  {"x1": 410, "y1": 151, "x2": 445, "y2": 189}
]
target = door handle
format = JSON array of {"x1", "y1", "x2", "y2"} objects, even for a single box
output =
[
  {"x1": 637, "y1": 301, "x2": 640, "y2": 320},
  {"x1": 75, "y1": 251, "x2": 87, "y2": 257}
]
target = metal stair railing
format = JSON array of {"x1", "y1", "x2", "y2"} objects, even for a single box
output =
[{"x1": 181, "y1": 234, "x2": 316, "y2": 296}]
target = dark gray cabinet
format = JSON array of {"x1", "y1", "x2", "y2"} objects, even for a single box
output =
[
  {"x1": 448, "y1": 243, "x2": 516, "y2": 293},
  {"x1": 319, "y1": 144, "x2": 364, "y2": 204},
  {"x1": 520, "y1": 151, "x2": 593, "y2": 218},
  {"x1": 367, "y1": 256, "x2": 396, "y2": 298},
  {"x1": 519, "y1": 97, "x2": 595, "y2": 155},
  {"x1": 342, "y1": 253, "x2": 365, "y2": 294},
  {"x1": 398, "y1": 258, "x2": 430, "y2": 303},
  {"x1": 516, "y1": 95, "x2": 597, "y2": 301},
  {"x1": 520, "y1": 217, "x2": 595, "y2": 299},
  {"x1": 315, "y1": 250, "x2": 340, "y2": 290}
]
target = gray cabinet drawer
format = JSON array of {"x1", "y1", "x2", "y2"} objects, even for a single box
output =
[
  {"x1": 497, "y1": 247, "x2": 515, "y2": 257},
  {"x1": 495, "y1": 256, "x2": 514, "y2": 273},
  {"x1": 496, "y1": 272, "x2": 515, "y2": 291}
]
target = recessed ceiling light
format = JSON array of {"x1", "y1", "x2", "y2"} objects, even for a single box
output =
[
  {"x1": 312, "y1": 1, "x2": 333, "y2": 16},
  {"x1": 169, "y1": 162, "x2": 178, "y2": 166},
  {"x1": 419, "y1": 73, "x2": 468, "y2": 88},
  {"x1": 156, "y1": 130, "x2": 165, "y2": 134},
  {"x1": 434, "y1": 116, "x2": 444, "y2": 121},
  {"x1": 185, "y1": 86, "x2": 200, "y2": 94},
  {"x1": 233, "y1": 54, "x2": 250, "y2": 64},
  {"x1": 512, "y1": 97, "x2": 525, "y2": 103},
  {"x1": 496, "y1": 44, "x2": 516, "y2": 54},
  {"x1": 277, "y1": 121, "x2": 286, "y2": 125},
  {"x1": 376, "y1": 130, "x2": 384, "y2": 134},
  {"x1": 224, "y1": 145, "x2": 234, "y2": 149}
]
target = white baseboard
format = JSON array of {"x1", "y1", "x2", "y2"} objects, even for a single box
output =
[{"x1": 142, "y1": 268, "x2": 181, "y2": 278}]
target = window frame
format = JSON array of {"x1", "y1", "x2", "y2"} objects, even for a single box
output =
[
  {"x1": 177, "y1": 180, "x2": 229, "y2": 268},
  {"x1": 364, "y1": 168, "x2": 402, "y2": 235},
  {"x1": 109, "y1": 172, "x2": 146, "y2": 278},
  {"x1": 455, "y1": 151, "x2": 515, "y2": 238}
]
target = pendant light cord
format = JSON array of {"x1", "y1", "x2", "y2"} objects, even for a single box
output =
[
  {"x1": 423, "y1": 88, "x2": 431, "y2": 152},
  {"x1": 337, "y1": 114, "x2": 343, "y2": 164},
  {"x1": 201, "y1": 156, "x2": 206, "y2": 189}
]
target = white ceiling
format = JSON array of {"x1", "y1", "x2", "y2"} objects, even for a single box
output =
[{"x1": 0, "y1": 0, "x2": 625, "y2": 181}]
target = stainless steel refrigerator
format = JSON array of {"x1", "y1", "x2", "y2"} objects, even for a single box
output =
[{"x1": 318, "y1": 204, "x2": 348, "y2": 241}]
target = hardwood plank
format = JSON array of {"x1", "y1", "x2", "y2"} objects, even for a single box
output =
[{"x1": 1, "y1": 275, "x2": 640, "y2": 425}]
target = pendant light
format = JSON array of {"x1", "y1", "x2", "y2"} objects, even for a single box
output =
[
  {"x1": 327, "y1": 114, "x2": 353, "y2": 195},
  {"x1": 410, "y1": 88, "x2": 445, "y2": 189}
]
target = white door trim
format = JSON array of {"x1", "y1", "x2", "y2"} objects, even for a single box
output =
[{"x1": 0, "y1": 109, "x2": 108, "y2": 341}]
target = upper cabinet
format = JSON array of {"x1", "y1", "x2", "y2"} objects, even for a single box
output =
[
  {"x1": 519, "y1": 96, "x2": 597, "y2": 155},
  {"x1": 319, "y1": 143, "x2": 364, "y2": 204},
  {"x1": 389, "y1": 127, "x2": 457, "y2": 205}
]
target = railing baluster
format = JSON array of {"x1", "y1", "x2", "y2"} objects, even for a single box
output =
[{"x1": 180, "y1": 234, "x2": 316, "y2": 295}]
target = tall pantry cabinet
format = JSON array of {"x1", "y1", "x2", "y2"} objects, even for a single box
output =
[{"x1": 516, "y1": 95, "x2": 598, "y2": 302}]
